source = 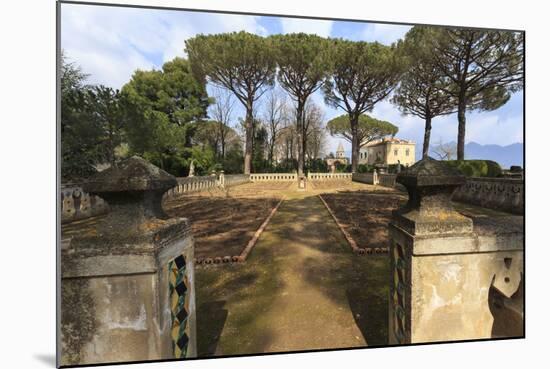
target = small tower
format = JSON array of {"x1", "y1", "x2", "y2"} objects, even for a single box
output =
[{"x1": 336, "y1": 142, "x2": 345, "y2": 158}]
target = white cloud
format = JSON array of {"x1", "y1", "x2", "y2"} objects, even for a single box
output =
[
  {"x1": 61, "y1": 4, "x2": 522, "y2": 151},
  {"x1": 464, "y1": 113, "x2": 523, "y2": 145},
  {"x1": 325, "y1": 93, "x2": 523, "y2": 156},
  {"x1": 61, "y1": 4, "x2": 267, "y2": 89},
  {"x1": 362, "y1": 23, "x2": 411, "y2": 45},
  {"x1": 280, "y1": 18, "x2": 334, "y2": 37}
]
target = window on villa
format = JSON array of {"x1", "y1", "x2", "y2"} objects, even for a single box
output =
[
  {"x1": 394, "y1": 149, "x2": 398, "y2": 156},
  {"x1": 406, "y1": 149, "x2": 410, "y2": 156}
]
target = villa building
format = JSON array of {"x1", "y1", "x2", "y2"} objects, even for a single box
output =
[{"x1": 359, "y1": 137, "x2": 416, "y2": 166}]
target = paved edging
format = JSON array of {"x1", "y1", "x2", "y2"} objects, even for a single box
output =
[
  {"x1": 318, "y1": 194, "x2": 388, "y2": 255},
  {"x1": 196, "y1": 198, "x2": 284, "y2": 266}
]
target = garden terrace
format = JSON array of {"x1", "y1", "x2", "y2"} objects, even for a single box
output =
[{"x1": 163, "y1": 183, "x2": 283, "y2": 262}]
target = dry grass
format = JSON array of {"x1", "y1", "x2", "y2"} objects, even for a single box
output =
[
  {"x1": 322, "y1": 190, "x2": 407, "y2": 250},
  {"x1": 163, "y1": 184, "x2": 283, "y2": 259}
]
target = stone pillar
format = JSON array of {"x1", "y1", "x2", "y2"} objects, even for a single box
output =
[
  {"x1": 61, "y1": 156, "x2": 197, "y2": 366},
  {"x1": 219, "y1": 170, "x2": 225, "y2": 188},
  {"x1": 373, "y1": 169, "x2": 379, "y2": 185},
  {"x1": 388, "y1": 157, "x2": 523, "y2": 345}
]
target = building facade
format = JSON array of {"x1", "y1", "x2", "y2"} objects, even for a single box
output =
[{"x1": 359, "y1": 137, "x2": 416, "y2": 166}]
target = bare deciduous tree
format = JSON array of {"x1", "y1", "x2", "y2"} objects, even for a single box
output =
[
  {"x1": 262, "y1": 89, "x2": 289, "y2": 167},
  {"x1": 432, "y1": 138, "x2": 456, "y2": 161},
  {"x1": 210, "y1": 88, "x2": 235, "y2": 159}
]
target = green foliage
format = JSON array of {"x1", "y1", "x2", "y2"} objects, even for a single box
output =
[
  {"x1": 122, "y1": 57, "x2": 209, "y2": 126},
  {"x1": 336, "y1": 162, "x2": 352, "y2": 173},
  {"x1": 445, "y1": 160, "x2": 502, "y2": 178},
  {"x1": 307, "y1": 158, "x2": 329, "y2": 173},
  {"x1": 252, "y1": 124, "x2": 269, "y2": 173},
  {"x1": 273, "y1": 158, "x2": 297, "y2": 173},
  {"x1": 121, "y1": 57, "x2": 210, "y2": 175},
  {"x1": 391, "y1": 28, "x2": 458, "y2": 158},
  {"x1": 324, "y1": 39, "x2": 404, "y2": 114},
  {"x1": 326, "y1": 114, "x2": 398, "y2": 147},
  {"x1": 323, "y1": 39, "x2": 404, "y2": 171},
  {"x1": 271, "y1": 33, "x2": 332, "y2": 174},
  {"x1": 422, "y1": 26, "x2": 524, "y2": 159},
  {"x1": 220, "y1": 147, "x2": 244, "y2": 174},
  {"x1": 271, "y1": 33, "x2": 332, "y2": 100},
  {"x1": 186, "y1": 32, "x2": 276, "y2": 174},
  {"x1": 61, "y1": 54, "x2": 127, "y2": 180},
  {"x1": 357, "y1": 164, "x2": 375, "y2": 173},
  {"x1": 186, "y1": 32, "x2": 276, "y2": 103},
  {"x1": 392, "y1": 28, "x2": 456, "y2": 120}
]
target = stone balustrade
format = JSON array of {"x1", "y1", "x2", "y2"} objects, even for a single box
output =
[
  {"x1": 452, "y1": 177, "x2": 524, "y2": 215},
  {"x1": 307, "y1": 172, "x2": 352, "y2": 180},
  {"x1": 250, "y1": 173, "x2": 297, "y2": 181},
  {"x1": 61, "y1": 185, "x2": 109, "y2": 224},
  {"x1": 165, "y1": 176, "x2": 218, "y2": 197},
  {"x1": 222, "y1": 174, "x2": 251, "y2": 188},
  {"x1": 352, "y1": 171, "x2": 397, "y2": 188},
  {"x1": 62, "y1": 173, "x2": 255, "y2": 225}
]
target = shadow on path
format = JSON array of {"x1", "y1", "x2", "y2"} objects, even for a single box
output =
[{"x1": 195, "y1": 188, "x2": 390, "y2": 357}]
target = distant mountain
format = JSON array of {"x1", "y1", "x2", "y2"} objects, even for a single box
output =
[{"x1": 414, "y1": 141, "x2": 524, "y2": 169}]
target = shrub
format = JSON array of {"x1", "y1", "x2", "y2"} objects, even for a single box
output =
[
  {"x1": 357, "y1": 164, "x2": 375, "y2": 173},
  {"x1": 335, "y1": 162, "x2": 352, "y2": 173},
  {"x1": 308, "y1": 158, "x2": 329, "y2": 173},
  {"x1": 445, "y1": 160, "x2": 502, "y2": 177}
]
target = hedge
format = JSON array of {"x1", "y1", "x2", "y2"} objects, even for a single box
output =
[{"x1": 445, "y1": 160, "x2": 502, "y2": 178}]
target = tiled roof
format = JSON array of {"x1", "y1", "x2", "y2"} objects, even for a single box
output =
[{"x1": 365, "y1": 137, "x2": 415, "y2": 147}]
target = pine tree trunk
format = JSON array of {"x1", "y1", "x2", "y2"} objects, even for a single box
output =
[
  {"x1": 296, "y1": 102, "x2": 304, "y2": 177},
  {"x1": 244, "y1": 101, "x2": 253, "y2": 174},
  {"x1": 457, "y1": 99, "x2": 466, "y2": 161},
  {"x1": 302, "y1": 114, "x2": 307, "y2": 174},
  {"x1": 350, "y1": 114, "x2": 359, "y2": 173},
  {"x1": 422, "y1": 116, "x2": 432, "y2": 159},
  {"x1": 220, "y1": 123, "x2": 226, "y2": 159}
]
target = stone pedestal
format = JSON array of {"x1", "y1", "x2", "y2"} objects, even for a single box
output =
[
  {"x1": 373, "y1": 169, "x2": 379, "y2": 185},
  {"x1": 298, "y1": 175, "x2": 307, "y2": 190},
  {"x1": 60, "y1": 156, "x2": 196, "y2": 366},
  {"x1": 388, "y1": 157, "x2": 523, "y2": 345}
]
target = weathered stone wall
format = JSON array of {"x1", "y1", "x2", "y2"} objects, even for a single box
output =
[
  {"x1": 452, "y1": 177, "x2": 524, "y2": 214},
  {"x1": 388, "y1": 158, "x2": 523, "y2": 345},
  {"x1": 307, "y1": 172, "x2": 352, "y2": 180},
  {"x1": 61, "y1": 229, "x2": 196, "y2": 365},
  {"x1": 379, "y1": 173, "x2": 397, "y2": 188},
  {"x1": 389, "y1": 220, "x2": 524, "y2": 344},
  {"x1": 61, "y1": 185, "x2": 109, "y2": 223},
  {"x1": 60, "y1": 157, "x2": 197, "y2": 366}
]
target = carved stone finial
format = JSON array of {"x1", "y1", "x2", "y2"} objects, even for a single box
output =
[
  {"x1": 82, "y1": 156, "x2": 178, "y2": 235},
  {"x1": 393, "y1": 157, "x2": 472, "y2": 235}
]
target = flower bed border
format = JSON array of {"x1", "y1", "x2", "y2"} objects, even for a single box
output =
[
  {"x1": 318, "y1": 194, "x2": 389, "y2": 255},
  {"x1": 195, "y1": 198, "x2": 284, "y2": 267}
]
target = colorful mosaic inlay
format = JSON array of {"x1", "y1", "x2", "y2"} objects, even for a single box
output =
[
  {"x1": 169, "y1": 255, "x2": 190, "y2": 358},
  {"x1": 392, "y1": 242, "x2": 407, "y2": 344}
]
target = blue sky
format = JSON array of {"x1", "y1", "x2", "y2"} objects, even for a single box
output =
[{"x1": 61, "y1": 3, "x2": 524, "y2": 157}]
